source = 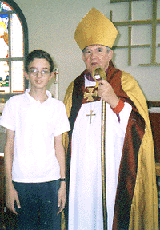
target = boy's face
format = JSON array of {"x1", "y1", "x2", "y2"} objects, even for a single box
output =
[{"x1": 25, "y1": 58, "x2": 53, "y2": 90}]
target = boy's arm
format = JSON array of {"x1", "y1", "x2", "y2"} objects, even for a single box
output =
[
  {"x1": 54, "y1": 134, "x2": 66, "y2": 214},
  {"x1": 4, "y1": 129, "x2": 20, "y2": 214}
]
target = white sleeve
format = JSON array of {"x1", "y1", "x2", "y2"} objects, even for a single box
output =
[
  {"x1": 0, "y1": 99, "x2": 15, "y2": 131},
  {"x1": 54, "y1": 103, "x2": 70, "y2": 137}
]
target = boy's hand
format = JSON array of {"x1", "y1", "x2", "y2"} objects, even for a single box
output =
[
  {"x1": 6, "y1": 183, "x2": 21, "y2": 215},
  {"x1": 57, "y1": 181, "x2": 66, "y2": 215}
]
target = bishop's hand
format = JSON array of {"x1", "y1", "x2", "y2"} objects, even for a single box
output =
[{"x1": 98, "y1": 80, "x2": 119, "y2": 108}]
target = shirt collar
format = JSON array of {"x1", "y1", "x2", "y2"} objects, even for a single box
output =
[{"x1": 25, "y1": 89, "x2": 52, "y2": 103}]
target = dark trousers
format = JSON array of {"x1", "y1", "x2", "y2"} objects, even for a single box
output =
[{"x1": 13, "y1": 180, "x2": 61, "y2": 230}]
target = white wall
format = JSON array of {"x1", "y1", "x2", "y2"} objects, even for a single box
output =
[{"x1": 14, "y1": 0, "x2": 160, "y2": 101}]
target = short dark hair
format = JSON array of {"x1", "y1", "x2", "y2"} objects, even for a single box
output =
[{"x1": 25, "y1": 50, "x2": 54, "y2": 73}]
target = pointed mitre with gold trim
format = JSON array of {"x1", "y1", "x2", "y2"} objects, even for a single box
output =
[{"x1": 74, "y1": 7, "x2": 118, "y2": 50}]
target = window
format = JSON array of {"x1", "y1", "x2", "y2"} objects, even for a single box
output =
[
  {"x1": 110, "y1": 0, "x2": 160, "y2": 66},
  {"x1": 0, "y1": 0, "x2": 28, "y2": 95}
]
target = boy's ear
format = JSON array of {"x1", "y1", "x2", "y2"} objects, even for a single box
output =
[
  {"x1": 24, "y1": 72, "x2": 29, "y2": 80},
  {"x1": 49, "y1": 71, "x2": 54, "y2": 81}
]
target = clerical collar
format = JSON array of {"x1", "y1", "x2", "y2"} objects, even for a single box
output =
[{"x1": 85, "y1": 69, "x2": 108, "y2": 81}]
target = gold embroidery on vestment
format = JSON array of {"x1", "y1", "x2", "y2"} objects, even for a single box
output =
[
  {"x1": 84, "y1": 87, "x2": 98, "y2": 102},
  {"x1": 86, "y1": 110, "x2": 96, "y2": 124}
]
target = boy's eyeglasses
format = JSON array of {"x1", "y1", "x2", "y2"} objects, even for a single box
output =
[{"x1": 29, "y1": 69, "x2": 50, "y2": 77}]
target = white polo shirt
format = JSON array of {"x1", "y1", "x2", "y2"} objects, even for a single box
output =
[{"x1": 1, "y1": 90, "x2": 70, "y2": 183}]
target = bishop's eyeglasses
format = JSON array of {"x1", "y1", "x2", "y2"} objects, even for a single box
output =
[{"x1": 29, "y1": 69, "x2": 50, "y2": 77}]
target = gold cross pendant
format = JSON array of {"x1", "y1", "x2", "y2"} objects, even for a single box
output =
[{"x1": 86, "y1": 110, "x2": 96, "y2": 124}]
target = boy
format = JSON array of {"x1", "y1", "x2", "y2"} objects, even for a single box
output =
[{"x1": 1, "y1": 50, "x2": 70, "y2": 230}]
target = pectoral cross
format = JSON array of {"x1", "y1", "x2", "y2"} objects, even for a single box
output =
[
  {"x1": 84, "y1": 87, "x2": 98, "y2": 102},
  {"x1": 86, "y1": 110, "x2": 96, "y2": 124}
]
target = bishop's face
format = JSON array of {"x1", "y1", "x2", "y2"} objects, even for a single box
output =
[{"x1": 82, "y1": 45, "x2": 113, "y2": 74}]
